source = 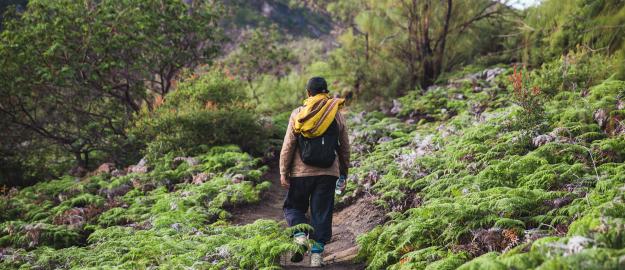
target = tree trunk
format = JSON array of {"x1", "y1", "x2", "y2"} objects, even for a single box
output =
[{"x1": 75, "y1": 151, "x2": 86, "y2": 168}]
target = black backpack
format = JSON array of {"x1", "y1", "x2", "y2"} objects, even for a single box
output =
[{"x1": 297, "y1": 119, "x2": 339, "y2": 168}]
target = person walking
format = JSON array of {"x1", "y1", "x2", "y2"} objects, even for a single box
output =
[{"x1": 280, "y1": 77, "x2": 350, "y2": 267}]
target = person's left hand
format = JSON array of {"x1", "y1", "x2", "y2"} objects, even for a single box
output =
[
  {"x1": 337, "y1": 175, "x2": 347, "y2": 193},
  {"x1": 280, "y1": 175, "x2": 290, "y2": 189}
]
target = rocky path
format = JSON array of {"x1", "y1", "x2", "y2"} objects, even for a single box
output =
[{"x1": 230, "y1": 165, "x2": 383, "y2": 269}]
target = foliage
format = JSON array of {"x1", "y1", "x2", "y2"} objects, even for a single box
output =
[
  {"x1": 0, "y1": 145, "x2": 298, "y2": 269},
  {"x1": 131, "y1": 70, "x2": 269, "y2": 159},
  {"x1": 225, "y1": 25, "x2": 294, "y2": 105},
  {"x1": 0, "y1": 0, "x2": 223, "y2": 178},
  {"x1": 327, "y1": 0, "x2": 515, "y2": 99},
  {"x1": 521, "y1": 0, "x2": 625, "y2": 71},
  {"x1": 344, "y1": 59, "x2": 625, "y2": 269}
]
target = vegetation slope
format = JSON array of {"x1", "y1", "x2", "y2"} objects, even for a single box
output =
[{"x1": 2, "y1": 0, "x2": 625, "y2": 270}]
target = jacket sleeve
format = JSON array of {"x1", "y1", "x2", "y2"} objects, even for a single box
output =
[
  {"x1": 279, "y1": 111, "x2": 298, "y2": 176},
  {"x1": 337, "y1": 112, "x2": 350, "y2": 176}
]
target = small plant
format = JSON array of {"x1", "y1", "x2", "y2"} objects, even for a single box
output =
[{"x1": 509, "y1": 65, "x2": 546, "y2": 131}]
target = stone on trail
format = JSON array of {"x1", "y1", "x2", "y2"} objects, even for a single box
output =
[{"x1": 231, "y1": 174, "x2": 245, "y2": 184}]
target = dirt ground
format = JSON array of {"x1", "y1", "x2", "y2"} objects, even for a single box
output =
[{"x1": 229, "y1": 166, "x2": 384, "y2": 270}]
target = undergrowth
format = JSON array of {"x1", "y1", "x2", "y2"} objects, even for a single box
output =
[
  {"x1": 345, "y1": 53, "x2": 625, "y2": 269},
  {"x1": 0, "y1": 146, "x2": 297, "y2": 269}
]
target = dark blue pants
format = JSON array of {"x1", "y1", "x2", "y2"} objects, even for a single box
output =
[{"x1": 283, "y1": 175, "x2": 337, "y2": 244}]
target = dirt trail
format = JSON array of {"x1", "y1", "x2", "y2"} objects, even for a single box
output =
[{"x1": 230, "y1": 165, "x2": 383, "y2": 270}]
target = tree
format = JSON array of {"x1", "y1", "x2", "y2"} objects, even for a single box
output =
[
  {"x1": 0, "y1": 0, "x2": 223, "y2": 170},
  {"x1": 226, "y1": 25, "x2": 293, "y2": 104},
  {"x1": 329, "y1": 0, "x2": 513, "y2": 94}
]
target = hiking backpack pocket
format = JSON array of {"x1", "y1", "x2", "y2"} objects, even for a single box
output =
[{"x1": 297, "y1": 120, "x2": 339, "y2": 168}]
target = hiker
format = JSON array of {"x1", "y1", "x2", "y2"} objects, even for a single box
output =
[{"x1": 279, "y1": 77, "x2": 350, "y2": 267}]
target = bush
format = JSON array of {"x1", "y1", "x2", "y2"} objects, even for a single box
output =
[{"x1": 131, "y1": 70, "x2": 269, "y2": 159}]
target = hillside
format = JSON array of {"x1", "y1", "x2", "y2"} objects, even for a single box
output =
[
  {"x1": 2, "y1": 0, "x2": 625, "y2": 269},
  {"x1": 3, "y1": 58, "x2": 625, "y2": 269}
]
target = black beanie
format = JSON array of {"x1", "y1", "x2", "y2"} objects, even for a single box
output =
[{"x1": 306, "y1": 77, "x2": 328, "y2": 94}]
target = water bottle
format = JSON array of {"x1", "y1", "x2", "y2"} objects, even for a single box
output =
[{"x1": 335, "y1": 175, "x2": 347, "y2": 195}]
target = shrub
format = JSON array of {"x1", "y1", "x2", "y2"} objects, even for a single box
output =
[
  {"x1": 131, "y1": 70, "x2": 269, "y2": 159},
  {"x1": 508, "y1": 65, "x2": 546, "y2": 132}
]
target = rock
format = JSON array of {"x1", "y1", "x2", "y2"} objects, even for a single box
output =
[
  {"x1": 111, "y1": 169, "x2": 125, "y2": 177},
  {"x1": 192, "y1": 172, "x2": 210, "y2": 185},
  {"x1": 436, "y1": 124, "x2": 457, "y2": 138},
  {"x1": 172, "y1": 157, "x2": 199, "y2": 169},
  {"x1": 484, "y1": 67, "x2": 506, "y2": 83},
  {"x1": 140, "y1": 182, "x2": 156, "y2": 192},
  {"x1": 549, "y1": 196, "x2": 573, "y2": 208},
  {"x1": 127, "y1": 164, "x2": 148, "y2": 174},
  {"x1": 413, "y1": 134, "x2": 436, "y2": 156},
  {"x1": 324, "y1": 246, "x2": 359, "y2": 263},
  {"x1": 231, "y1": 174, "x2": 245, "y2": 184},
  {"x1": 550, "y1": 127, "x2": 569, "y2": 137},
  {"x1": 594, "y1": 109, "x2": 608, "y2": 128},
  {"x1": 546, "y1": 236, "x2": 593, "y2": 256},
  {"x1": 360, "y1": 170, "x2": 380, "y2": 190},
  {"x1": 69, "y1": 166, "x2": 88, "y2": 177},
  {"x1": 389, "y1": 99, "x2": 402, "y2": 115},
  {"x1": 128, "y1": 221, "x2": 152, "y2": 230},
  {"x1": 98, "y1": 184, "x2": 131, "y2": 200},
  {"x1": 617, "y1": 100, "x2": 625, "y2": 110},
  {"x1": 469, "y1": 102, "x2": 486, "y2": 117},
  {"x1": 127, "y1": 157, "x2": 149, "y2": 174},
  {"x1": 377, "y1": 136, "x2": 392, "y2": 143},
  {"x1": 351, "y1": 111, "x2": 366, "y2": 124},
  {"x1": 532, "y1": 134, "x2": 555, "y2": 147},
  {"x1": 94, "y1": 163, "x2": 115, "y2": 174},
  {"x1": 137, "y1": 157, "x2": 148, "y2": 167},
  {"x1": 453, "y1": 93, "x2": 465, "y2": 100},
  {"x1": 472, "y1": 228, "x2": 508, "y2": 252}
]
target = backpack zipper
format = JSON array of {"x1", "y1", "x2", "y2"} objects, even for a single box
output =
[{"x1": 322, "y1": 137, "x2": 325, "y2": 145}]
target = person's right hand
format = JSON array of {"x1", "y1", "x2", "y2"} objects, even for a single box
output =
[{"x1": 280, "y1": 175, "x2": 290, "y2": 189}]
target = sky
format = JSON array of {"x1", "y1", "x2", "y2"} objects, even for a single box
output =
[{"x1": 505, "y1": 0, "x2": 543, "y2": 9}]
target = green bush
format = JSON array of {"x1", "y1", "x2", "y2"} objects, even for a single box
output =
[{"x1": 131, "y1": 70, "x2": 269, "y2": 159}]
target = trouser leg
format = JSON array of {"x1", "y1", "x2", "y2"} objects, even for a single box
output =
[
  {"x1": 309, "y1": 175, "x2": 337, "y2": 245},
  {"x1": 283, "y1": 177, "x2": 311, "y2": 227}
]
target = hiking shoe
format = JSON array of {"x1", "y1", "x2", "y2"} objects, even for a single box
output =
[
  {"x1": 290, "y1": 233, "x2": 308, "y2": 263},
  {"x1": 310, "y1": 252, "x2": 323, "y2": 267}
]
